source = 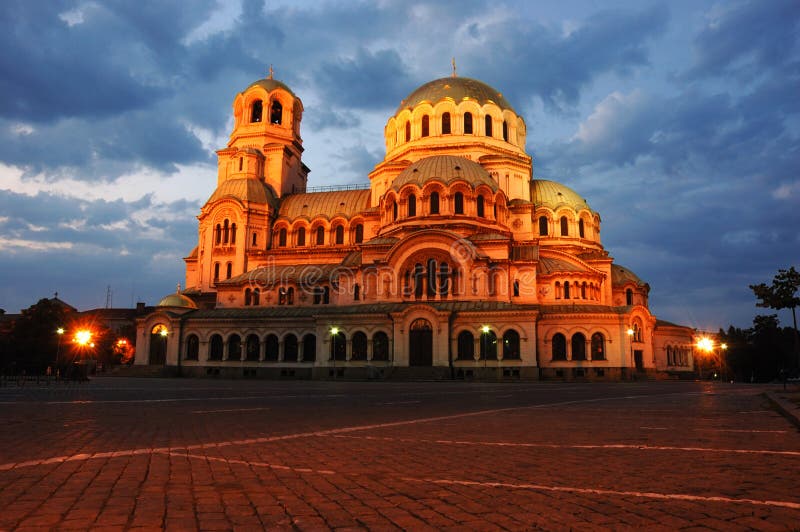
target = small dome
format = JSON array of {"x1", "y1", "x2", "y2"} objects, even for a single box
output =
[
  {"x1": 392, "y1": 155, "x2": 498, "y2": 192},
  {"x1": 531, "y1": 180, "x2": 593, "y2": 212},
  {"x1": 243, "y1": 78, "x2": 296, "y2": 98},
  {"x1": 157, "y1": 293, "x2": 198, "y2": 309},
  {"x1": 397, "y1": 77, "x2": 515, "y2": 114},
  {"x1": 611, "y1": 264, "x2": 647, "y2": 287},
  {"x1": 207, "y1": 178, "x2": 278, "y2": 208}
]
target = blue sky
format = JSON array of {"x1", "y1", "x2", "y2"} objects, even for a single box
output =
[{"x1": 0, "y1": 0, "x2": 798, "y2": 330}]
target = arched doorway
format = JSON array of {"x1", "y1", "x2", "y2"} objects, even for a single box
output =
[
  {"x1": 149, "y1": 324, "x2": 168, "y2": 365},
  {"x1": 409, "y1": 318, "x2": 433, "y2": 366}
]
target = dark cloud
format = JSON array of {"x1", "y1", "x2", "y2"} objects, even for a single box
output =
[
  {"x1": 685, "y1": 0, "x2": 800, "y2": 81},
  {"x1": 315, "y1": 49, "x2": 410, "y2": 110},
  {"x1": 305, "y1": 108, "x2": 361, "y2": 131}
]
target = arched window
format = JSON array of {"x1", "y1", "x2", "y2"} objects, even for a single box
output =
[
  {"x1": 571, "y1": 333, "x2": 586, "y2": 360},
  {"x1": 579, "y1": 219, "x2": 585, "y2": 238},
  {"x1": 250, "y1": 100, "x2": 262, "y2": 123},
  {"x1": 352, "y1": 332, "x2": 368, "y2": 360},
  {"x1": 284, "y1": 334, "x2": 298, "y2": 362},
  {"x1": 354, "y1": 224, "x2": 364, "y2": 243},
  {"x1": 316, "y1": 226, "x2": 325, "y2": 245},
  {"x1": 560, "y1": 216, "x2": 568, "y2": 236},
  {"x1": 513, "y1": 280, "x2": 520, "y2": 297},
  {"x1": 245, "y1": 334, "x2": 260, "y2": 361},
  {"x1": 223, "y1": 219, "x2": 230, "y2": 243},
  {"x1": 413, "y1": 263, "x2": 424, "y2": 298},
  {"x1": 213, "y1": 263, "x2": 220, "y2": 282},
  {"x1": 227, "y1": 334, "x2": 241, "y2": 361},
  {"x1": 564, "y1": 281, "x2": 570, "y2": 299},
  {"x1": 287, "y1": 287, "x2": 294, "y2": 305},
  {"x1": 454, "y1": 192, "x2": 464, "y2": 214},
  {"x1": 215, "y1": 224, "x2": 221, "y2": 244},
  {"x1": 209, "y1": 334, "x2": 223, "y2": 360},
  {"x1": 442, "y1": 112, "x2": 451, "y2": 134},
  {"x1": 502, "y1": 120, "x2": 508, "y2": 142},
  {"x1": 354, "y1": 283, "x2": 360, "y2": 301},
  {"x1": 244, "y1": 288, "x2": 252, "y2": 306},
  {"x1": 252, "y1": 232, "x2": 257, "y2": 246},
  {"x1": 392, "y1": 201, "x2": 398, "y2": 220},
  {"x1": 230, "y1": 223, "x2": 236, "y2": 244},
  {"x1": 581, "y1": 282, "x2": 586, "y2": 299},
  {"x1": 239, "y1": 157, "x2": 243, "y2": 172},
  {"x1": 252, "y1": 288, "x2": 260, "y2": 306},
  {"x1": 477, "y1": 195, "x2": 485, "y2": 217},
  {"x1": 408, "y1": 195, "x2": 416, "y2": 217},
  {"x1": 552, "y1": 333, "x2": 567, "y2": 360},
  {"x1": 539, "y1": 216, "x2": 548, "y2": 236},
  {"x1": 484, "y1": 115, "x2": 493, "y2": 137},
  {"x1": 464, "y1": 112, "x2": 473, "y2": 134},
  {"x1": 278, "y1": 228, "x2": 287, "y2": 247},
  {"x1": 265, "y1": 334, "x2": 279, "y2": 361},
  {"x1": 303, "y1": 334, "x2": 316, "y2": 362},
  {"x1": 330, "y1": 332, "x2": 346, "y2": 361},
  {"x1": 226, "y1": 263, "x2": 232, "y2": 280},
  {"x1": 421, "y1": 115, "x2": 429, "y2": 137},
  {"x1": 335, "y1": 225, "x2": 344, "y2": 245},
  {"x1": 323, "y1": 286, "x2": 330, "y2": 304},
  {"x1": 185, "y1": 334, "x2": 199, "y2": 360},
  {"x1": 503, "y1": 330, "x2": 520, "y2": 360},
  {"x1": 405, "y1": 121, "x2": 411, "y2": 142},
  {"x1": 270, "y1": 100, "x2": 282, "y2": 124},
  {"x1": 457, "y1": 331, "x2": 474, "y2": 360},
  {"x1": 626, "y1": 288, "x2": 633, "y2": 306},
  {"x1": 438, "y1": 263, "x2": 450, "y2": 296},
  {"x1": 430, "y1": 191, "x2": 440, "y2": 214},
  {"x1": 427, "y1": 258, "x2": 437, "y2": 296},
  {"x1": 372, "y1": 332, "x2": 389, "y2": 361},
  {"x1": 555, "y1": 281, "x2": 561, "y2": 299},
  {"x1": 591, "y1": 333, "x2": 605, "y2": 360},
  {"x1": 297, "y1": 227, "x2": 306, "y2": 246},
  {"x1": 278, "y1": 287, "x2": 287, "y2": 305},
  {"x1": 479, "y1": 330, "x2": 498, "y2": 360}
]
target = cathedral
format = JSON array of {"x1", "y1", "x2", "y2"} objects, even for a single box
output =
[{"x1": 134, "y1": 71, "x2": 696, "y2": 380}]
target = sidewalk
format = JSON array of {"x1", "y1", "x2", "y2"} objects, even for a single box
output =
[{"x1": 765, "y1": 385, "x2": 800, "y2": 428}]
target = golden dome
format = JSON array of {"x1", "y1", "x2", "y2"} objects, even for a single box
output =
[
  {"x1": 157, "y1": 292, "x2": 198, "y2": 309},
  {"x1": 397, "y1": 76, "x2": 515, "y2": 113},
  {"x1": 611, "y1": 264, "x2": 647, "y2": 287},
  {"x1": 531, "y1": 180, "x2": 594, "y2": 213},
  {"x1": 207, "y1": 178, "x2": 278, "y2": 207},
  {"x1": 392, "y1": 155, "x2": 498, "y2": 191},
  {"x1": 243, "y1": 78, "x2": 296, "y2": 98}
]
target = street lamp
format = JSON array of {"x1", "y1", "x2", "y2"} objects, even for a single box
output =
[
  {"x1": 481, "y1": 325, "x2": 491, "y2": 369},
  {"x1": 55, "y1": 327, "x2": 65, "y2": 369},
  {"x1": 330, "y1": 326, "x2": 339, "y2": 379},
  {"x1": 626, "y1": 328, "x2": 634, "y2": 377}
]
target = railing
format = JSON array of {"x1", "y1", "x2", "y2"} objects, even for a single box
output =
[{"x1": 305, "y1": 183, "x2": 371, "y2": 193}]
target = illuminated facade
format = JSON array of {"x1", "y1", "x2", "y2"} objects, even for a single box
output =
[{"x1": 135, "y1": 73, "x2": 695, "y2": 380}]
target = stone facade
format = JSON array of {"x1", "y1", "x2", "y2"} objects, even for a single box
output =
[{"x1": 135, "y1": 73, "x2": 695, "y2": 380}]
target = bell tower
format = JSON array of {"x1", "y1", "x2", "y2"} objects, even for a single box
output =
[{"x1": 216, "y1": 74, "x2": 309, "y2": 197}]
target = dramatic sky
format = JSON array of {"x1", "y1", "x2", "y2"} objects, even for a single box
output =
[{"x1": 1, "y1": 0, "x2": 798, "y2": 330}]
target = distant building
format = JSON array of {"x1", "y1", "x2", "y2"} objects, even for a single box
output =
[{"x1": 135, "y1": 72, "x2": 696, "y2": 379}]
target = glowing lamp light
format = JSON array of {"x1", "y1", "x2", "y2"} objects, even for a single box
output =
[
  {"x1": 159, "y1": 328, "x2": 168, "y2": 337},
  {"x1": 481, "y1": 325, "x2": 491, "y2": 334},
  {"x1": 56, "y1": 327, "x2": 65, "y2": 335},
  {"x1": 696, "y1": 337, "x2": 714, "y2": 352},
  {"x1": 74, "y1": 330, "x2": 92, "y2": 346},
  {"x1": 330, "y1": 326, "x2": 340, "y2": 336},
  {"x1": 626, "y1": 328, "x2": 634, "y2": 336}
]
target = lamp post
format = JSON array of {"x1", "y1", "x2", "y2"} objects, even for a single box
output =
[
  {"x1": 481, "y1": 325, "x2": 491, "y2": 370},
  {"x1": 330, "y1": 327, "x2": 339, "y2": 379},
  {"x1": 626, "y1": 328, "x2": 634, "y2": 378},
  {"x1": 55, "y1": 327, "x2": 65, "y2": 370}
]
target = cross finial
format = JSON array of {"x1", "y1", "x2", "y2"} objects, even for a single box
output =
[
  {"x1": 54, "y1": 291, "x2": 58, "y2": 299},
  {"x1": 176, "y1": 283, "x2": 181, "y2": 293},
  {"x1": 451, "y1": 57, "x2": 457, "y2": 78},
  {"x1": 268, "y1": 64, "x2": 274, "y2": 80}
]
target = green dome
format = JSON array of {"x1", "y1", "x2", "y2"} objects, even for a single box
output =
[
  {"x1": 244, "y1": 78, "x2": 296, "y2": 98},
  {"x1": 397, "y1": 77, "x2": 515, "y2": 114},
  {"x1": 392, "y1": 155, "x2": 498, "y2": 192},
  {"x1": 157, "y1": 293, "x2": 198, "y2": 309},
  {"x1": 531, "y1": 180, "x2": 593, "y2": 213}
]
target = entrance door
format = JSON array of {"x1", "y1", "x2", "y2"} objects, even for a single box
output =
[
  {"x1": 634, "y1": 350, "x2": 644, "y2": 372},
  {"x1": 409, "y1": 318, "x2": 433, "y2": 366}
]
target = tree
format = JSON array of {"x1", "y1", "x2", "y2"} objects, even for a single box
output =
[{"x1": 750, "y1": 267, "x2": 800, "y2": 369}]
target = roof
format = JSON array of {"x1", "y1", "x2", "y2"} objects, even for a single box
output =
[
  {"x1": 217, "y1": 263, "x2": 345, "y2": 286},
  {"x1": 611, "y1": 264, "x2": 647, "y2": 287},
  {"x1": 157, "y1": 293, "x2": 198, "y2": 309},
  {"x1": 392, "y1": 155, "x2": 498, "y2": 192},
  {"x1": 397, "y1": 76, "x2": 515, "y2": 113},
  {"x1": 278, "y1": 189, "x2": 371, "y2": 220},
  {"x1": 207, "y1": 178, "x2": 278, "y2": 208},
  {"x1": 537, "y1": 256, "x2": 586, "y2": 275},
  {"x1": 243, "y1": 78, "x2": 296, "y2": 98},
  {"x1": 531, "y1": 180, "x2": 593, "y2": 213}
]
